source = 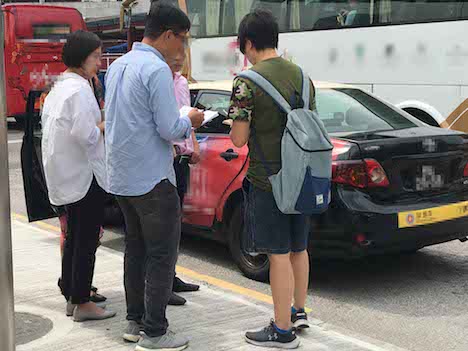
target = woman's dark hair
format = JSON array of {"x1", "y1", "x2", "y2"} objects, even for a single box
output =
[
  {"x1": 144, "y1": 1, "x2": 191, "y2": 40},
  {"x1": 238, "y1": 9, "x2": 279, "y2": 55},
  {"x1": 62, "y1": 30, "x2": 102, "y2": 68}
]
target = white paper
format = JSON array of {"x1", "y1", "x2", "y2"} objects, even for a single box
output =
[
  {"x1": 179, "y1": 106, "x2": 219, "y2": 126},
  {"x1": 202, "y1": 110, "x2": 219, "y2": 125}
]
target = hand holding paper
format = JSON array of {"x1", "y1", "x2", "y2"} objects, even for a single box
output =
[
  {"x1": 180, "y1": 106, "x2": 219, "y2": 127},
  {"x1": 186, "y1": 108, "x2": 204, "y2": 129}
]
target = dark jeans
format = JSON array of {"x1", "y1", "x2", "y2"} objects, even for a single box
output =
[
  {"x1": 116, "y1": 180, "x2": 181, "y2": 337},
  {"x1": 61, "y1": 178, "x2": 105, "y2": 304}
]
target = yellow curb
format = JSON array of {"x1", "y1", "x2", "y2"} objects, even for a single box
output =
[{"x1": 12, "y1": 212, "x2": 311, "y2": 314}]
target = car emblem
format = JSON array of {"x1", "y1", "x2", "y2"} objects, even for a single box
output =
[
  {"x1": 406, "y1": 213, "x2": 415, "y2": 225},
  {"x1": 422, "y1": 138, "x2": 437, "y2": 153}
]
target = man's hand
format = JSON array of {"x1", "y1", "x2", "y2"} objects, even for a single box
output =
[
  {"x1": 189, "y1": 150, "x2": 201, "y2": 164},
  {"x1": 98, "y1": 121, "x2": 105, "y2": 133},
  {"x1": 188, "y1": 108, "x2": 204, "y2": 129}
]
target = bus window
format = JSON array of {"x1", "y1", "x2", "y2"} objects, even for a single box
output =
[
  {"x1": 185, "y1": 0, "x2": 221, "y2": 37},
  {"x1": 291, "y1": 0, "x2": 464, "y2": 31},
  {"x1": 32, "y1": 24, "x2": 71, "y2": 40},
  {"x1": 251, "y1": 0, "x2": 289, "y2": 31},
  {"x1": 292, "y1": 0, "x2": 372, "y2": 31},
  {"x1": 187, "y1": 0, "x2": 289, "y2": 37},
  {"x1": 377, "y1": 1, "x2": 463, "y2": 25}
]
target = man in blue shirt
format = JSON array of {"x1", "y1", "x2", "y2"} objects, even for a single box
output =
[{"x1": 105, "y1": 3, "x2": 204, "y2": 350}]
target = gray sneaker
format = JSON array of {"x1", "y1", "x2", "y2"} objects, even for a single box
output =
[
  {"x1": 135, "y1": 331, "x2": 189, "y2": 351},
  {"x1": 123, "y1": 321, "x2": 142, "y2": 343}
]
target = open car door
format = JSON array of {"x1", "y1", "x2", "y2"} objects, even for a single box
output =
[{"x1": 21, "y1": 90, "x2": 57, "y2": 222}]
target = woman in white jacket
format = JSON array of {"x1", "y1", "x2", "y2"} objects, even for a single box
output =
[{"x1": 41, "y1": 30, "x2": 115, "y2": 322}]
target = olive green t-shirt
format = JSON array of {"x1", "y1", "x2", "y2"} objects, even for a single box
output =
[{"x1": 228, "y1": 57, "x2": 316, "y2": 191}]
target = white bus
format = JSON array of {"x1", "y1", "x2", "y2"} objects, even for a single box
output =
[{"x1": 175, "y1": 0, "x2": 468, "y2": 131}]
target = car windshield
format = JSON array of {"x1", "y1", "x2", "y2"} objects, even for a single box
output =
[{"x1": 316, "y1": 88, "x2": 418, "y2": 135}]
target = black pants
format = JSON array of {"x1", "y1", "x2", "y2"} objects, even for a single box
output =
[
  {"x1": 117, "y1": 180, "x2": 181, "y2": 338},
  {"x1": 174, "y1": 156, "x2": 190, "y2": 206},
  {"x1": 61, "y1": 178, "x2": 105, "y2": 304}
]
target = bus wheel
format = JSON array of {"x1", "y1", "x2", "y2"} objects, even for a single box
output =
[{"x1": 228, "y1": 205, "x2": 270, "y2": 282}]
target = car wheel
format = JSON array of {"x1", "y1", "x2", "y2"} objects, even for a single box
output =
[{"x1": 228, "y1": 205, "x2": 270, "y2": 282}]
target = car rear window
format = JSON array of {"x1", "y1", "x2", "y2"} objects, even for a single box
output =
[{"x1": 316, "y1": 88, "x2": 417, "y2": 134}]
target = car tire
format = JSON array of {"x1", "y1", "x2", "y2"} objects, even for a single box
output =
[{"x1": 228, "y1": 205, "x2": 270, "y2": 282}]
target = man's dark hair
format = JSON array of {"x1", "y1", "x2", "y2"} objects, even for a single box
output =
[
  {"x1": 144, "y1": 1, "x2": 191, "y2": 40},
  {"x1": 238, "y1": 9, "x2": 279, "y2": 55},
  {"x1": 62, "y1": 30, "x2": 102, "y2": 68}
]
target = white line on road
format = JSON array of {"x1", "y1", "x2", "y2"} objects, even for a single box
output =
[{"x1": 8, "y1": 139, "x2": 22, "y2": 144}]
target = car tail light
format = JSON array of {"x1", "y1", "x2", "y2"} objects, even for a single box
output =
[
  {"x1": 365, "y1": 159, "x2": 390, "y2": 187},
  {"x1": 332, "y1": 159, "x2": 389, "y2": 188},
  {"x1": 331, "y1": 139, "x2": 351, "y2": 161},
  {"x1": 464, "y1": 163, "x2": 468, "y2": 177}
]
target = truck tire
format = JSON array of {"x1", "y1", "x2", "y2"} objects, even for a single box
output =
[{"x1": 228, "y1": 205, "x2": 270, "y2": 282}]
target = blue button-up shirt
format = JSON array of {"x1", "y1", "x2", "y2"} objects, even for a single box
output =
[{"x1": 105, "y1": 42, "x2": 192, "y2": 196}]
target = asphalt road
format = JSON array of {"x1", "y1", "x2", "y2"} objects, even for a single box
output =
[{"x1": 7, "y1": 125, "x2": 468, "y2": 351}]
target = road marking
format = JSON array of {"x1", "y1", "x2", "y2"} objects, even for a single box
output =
[
  {"x1": 8, "y1": 139, "x2": 23, "y2": 144},
  {"x1": 12, "y1": 213, "x2": 61, "y2": 233}
]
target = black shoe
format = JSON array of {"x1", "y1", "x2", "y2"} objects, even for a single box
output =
[
  {"x1": 173, "y1": 277, "x2": 200, "y2": 293},
  {"x1": 291, "y1": 309, "x2": 310, "y2": 330},
  {"x1": 90, "y1": 286, "x2": 107, "y2": 303},
  {"x1": 245, "y1": 320, "x2": 300, "y2": 349},
  {"x1": 90, "y1": 293, "x2": 107, "y2": 303},
  {"x1": 168, "y1": 292, "x2": 186, "y2": 306}
]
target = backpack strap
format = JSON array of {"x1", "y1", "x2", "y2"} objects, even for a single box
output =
[
  {"x1": 301, "y1": 68, "x2": 310, "y2": 110},
  {"x1": 237, "y1": 70, "x2": 292, "y2": 114}
]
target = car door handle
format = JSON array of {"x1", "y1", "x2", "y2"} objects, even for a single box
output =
[{"x1": 220, "y1": 149, "x2": 239, "y2": 161}]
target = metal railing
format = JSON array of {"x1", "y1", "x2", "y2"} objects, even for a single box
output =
[
  {"x1": 0, "y1": 5, "x2": 16, "y2": 351},
  {"x1": 101, "y1": 53, "x2": 123, "y2": 71}
]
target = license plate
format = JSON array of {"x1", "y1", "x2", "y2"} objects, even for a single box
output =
[{"x1": 398, "y1": 201, "x2": 468, "y2": 228}]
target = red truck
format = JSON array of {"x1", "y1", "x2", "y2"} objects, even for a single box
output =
[{"x1": 2, "y1": 4, "x2": 86, "y2": 124}]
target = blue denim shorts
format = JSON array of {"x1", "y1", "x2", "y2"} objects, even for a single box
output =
[{"x1": 242, "y1": 179, "x2": 311, "y2": 255}]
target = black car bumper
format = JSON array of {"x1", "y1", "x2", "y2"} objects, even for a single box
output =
[{"x1": 310, "y1": 187, "x2": 468, "y2": 258}]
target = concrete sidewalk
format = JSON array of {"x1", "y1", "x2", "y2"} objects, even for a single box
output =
[{"x1": 12, "y1": 220, "x2": 407, "y2": 351}]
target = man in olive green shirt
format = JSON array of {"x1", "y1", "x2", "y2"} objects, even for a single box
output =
[{"x1": 228, "y1": 9, "x2": 316, "y2": 349}]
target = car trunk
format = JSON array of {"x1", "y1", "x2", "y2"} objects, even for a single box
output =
[{"x1": 342, "y1": 127, "x2": 468, "y2": 201}]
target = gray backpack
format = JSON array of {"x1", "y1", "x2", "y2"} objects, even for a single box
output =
[{"x1": 237, "y1": 69, "x2": 333, "y2": 215}]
